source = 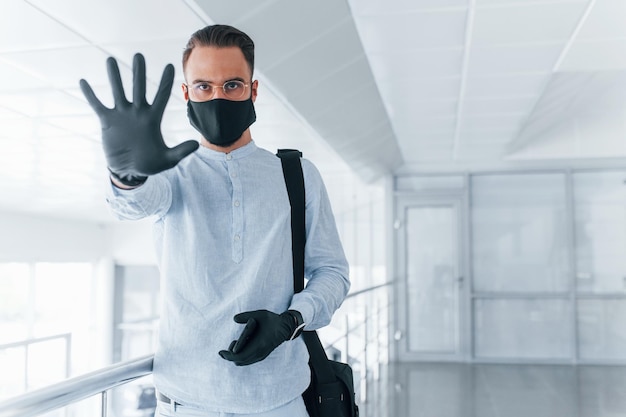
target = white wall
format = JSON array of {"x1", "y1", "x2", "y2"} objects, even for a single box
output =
[{"x1": 0, "y1": 210, "x2": 107, "y2": 262}]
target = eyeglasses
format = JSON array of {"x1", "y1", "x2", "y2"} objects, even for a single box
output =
[{"x1": 185, "y1": 80, "x2": 251, "y2": 101}]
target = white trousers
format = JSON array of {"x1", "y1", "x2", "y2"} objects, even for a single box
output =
[{"x1": 155, "y1": 397, "x2": 309, "y2": 417}]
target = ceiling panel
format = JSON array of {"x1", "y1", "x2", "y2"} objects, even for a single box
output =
[
  {"x1": 1, "y1": 46, "x2": 117, "y2": 90},
  {"x1": 460, "y1": 113, "x2": 526, "y2": 130},
  {"x1": 559, "y1": 39, "x2": 626, "y2": 71},
  {"x1": 398, "y1": 130, "x2": 455, "y2": 145},
  {"x1": 465, "y1": 73, "x2": 549, "y2": 98},
  {"x1": 456, "y1": 142, "x2": 507, "y2": 159},
  {"x1": 0, "y1": 90, "x2": 90, "y2": 118},
  {"x1": 459, "y1": 130, "x2": 517, "y2": 144},
  {"x1": 368, "y1": 47, "x2": 464, "y2": 80},
  {"x1": 27, "y1": 0, "x2": 206, "y2": 44},
  {"x1": 263, "y1": 17, "x2": 363, "y2": 97},
  {"x1": 289, "y1": 56, "x2": 385, "y2": 125},
  {"x1": 1, "y1": 0, "x2": 88, "y2": 53},
  {"x1": 462, "y1": 97, "x2": 535, "y2": 115},
  {"x1": 472, "y1": 1, "x2": 588, "y2": 45},
  {"x1": 402, "y1": 117, "x2": 457, "y2": 133},
  {"x1": 190, "y1": 0, "x2": 279, "y2": 26},
  {"x1": 392, "y1": 99, "x2": 458, "y2": 120},
  {"x1": 512, "y1": 70, "x2": 626, "y2": 153},
  {"x1": 349, "y1": 0, "x2": 468, "y2": 15},
  {"x1": 380, "y1": 78, "x2": 461, "y2": 120},
  {"x1": 101, "y1": 38, "x2": 196, "y2": 86},
  {"x1": 401, "y1": 142, "x2": 455, "y2": 161},
  {"x1": 574, "y1": 0, "x2": 626, "y2": 40},
  {"x1": 477, "y1": 0, "x2": 585, "y2": 4},
  {"x1": 355, "y1": 9, "x2": 467, "y2": 53},
  {"x1": 467, "y1": 43, "x2": 564, "y2": 76},
  {"x1": 330, "y1": 119, "x2": 394, "y2": 150},
  {"x1": 380, "y1": 77, "x2": 461, "y2": 103},
  {"x1": 0, "y1": 58, "x2": 48, "y2": 92},
  {"x1": 232, "y1": 0, "x2": 351, "y2": 69}
]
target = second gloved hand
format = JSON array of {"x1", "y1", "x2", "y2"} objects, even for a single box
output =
[{"x1": 219, "y1": 310, "x2": 298, "y2": 366}]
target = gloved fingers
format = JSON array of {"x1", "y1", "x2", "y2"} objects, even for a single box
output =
[
  {"x1": 232, "y1": 318, "x2": 257, "y2": 354},
  {"x1": 233, "y1": 310, "x2": 263, "y2": 324},
  {"x1": 106, "y1": 57, "x2": 129, "y2": 107},
  {"x1": 218, "y1": 347, "x2": 235, "y2": 361},
  {"x1": 152, "y1": 63, "x2": 175, "y2": 115},
  {"x1": 219, "y1": 349, "x2": 259, "y2": 366},
  {"x1": 132, "y1": 53, "x2": 147, "y2": 106},
  {"x1": 79, "y1": 79, "x2": 108, "y2": 114},
  {"x1": 218, "y1": 340, "x2": 238, "y2": 360},
  {"x1": 232, "y1": 348, "x2": 269, "y2": 366},
  {"x1": 165, "y1": 140, "x2": 199, "y2": 168}
]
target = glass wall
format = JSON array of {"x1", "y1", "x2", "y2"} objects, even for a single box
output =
[
  {"x1": 0, "y1": 262, "x2": 94, "y2": 399},
  {"x1": 471, "y1": 174, "x2": 569, "y2": 294},
  {"x1": 396, "y1": 169, "x2": 626, "y2": 364},
  {"x1": 574, "y1": 171, "x2": 626, "y2": 361},
  {"x1": 471, "y1": 173, "x2": 572, "y2": 361}
]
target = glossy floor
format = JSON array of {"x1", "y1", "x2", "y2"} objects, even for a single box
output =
[{"x1": 359, "y1": 362, "x2": 626, "y2": 417}]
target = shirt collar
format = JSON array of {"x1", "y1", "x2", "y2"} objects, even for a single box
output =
[{"x1": 196, "y1": 140, "x2": 258, "y2": 161}]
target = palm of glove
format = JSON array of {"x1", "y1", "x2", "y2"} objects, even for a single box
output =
[
  {"x1": 219, "y1": 310, "x2": 296, "y2": 366},
  {"x1": 79, "y1": 53, "x2": 198, "y2": 184}
]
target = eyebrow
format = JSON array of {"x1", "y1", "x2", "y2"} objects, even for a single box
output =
[{"x1": 190, "y1": 76, "x2": 246, "y2": 84}]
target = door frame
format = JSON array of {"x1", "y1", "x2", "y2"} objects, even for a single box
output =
[{"x1": 394, "y1": 193, "x2": 470, "y2": 362}]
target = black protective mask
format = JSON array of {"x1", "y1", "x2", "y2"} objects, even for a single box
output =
[{"x1": 187, "y1": 98, "x2": 256, "y2": 147}]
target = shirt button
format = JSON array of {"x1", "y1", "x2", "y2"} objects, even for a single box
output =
[
  {"x1": 234, "y1": 200, "x2": 240, "y2": 207},
  {"x1": 226, "y1": 154, "x2": 232, "y2": 161},
  {"x1": 234, "y1": 234, "x2": 240, "y2": 241},
  {"x1": 231, "y1": 172, "x2": 238, "y2": 178}
]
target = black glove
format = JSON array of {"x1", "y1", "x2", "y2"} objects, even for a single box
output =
[
  {"x1": 79, "y1": 53, "x2": 199, "y2": 186},
  {"x1": 219, "y1": 310, "x2": 301, "y2": 366}
]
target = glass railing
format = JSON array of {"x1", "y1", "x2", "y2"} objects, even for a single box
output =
[
  {"x1": 0, "y1": 281, "x2": 393, "y2": 417},
  {"x1": 322, "y1": 281, "x2": 394, "y2": 405}
]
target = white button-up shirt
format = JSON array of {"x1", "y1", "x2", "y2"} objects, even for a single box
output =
[{"x1": 106, "y1": 141, "x2": 350, "y2": 413}]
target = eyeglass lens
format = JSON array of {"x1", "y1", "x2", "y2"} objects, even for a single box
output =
[{"x1": 190, "y1": 80, "x2": 247, "y2": 101}]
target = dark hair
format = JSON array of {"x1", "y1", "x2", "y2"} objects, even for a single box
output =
[{"x1": 182, "y1": 24, "x2": 255, "y2": 77}]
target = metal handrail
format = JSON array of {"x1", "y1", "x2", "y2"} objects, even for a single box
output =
[
  {"x1": 0, "y1": 354, "x2": 154, "y2": 417},
  {"x1": 344, "y1": 280, "x2": 394, "y2": 299}
]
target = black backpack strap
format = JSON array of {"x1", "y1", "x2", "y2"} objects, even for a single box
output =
[
  {"x1": 276, "y1": 149, "x2": 336, "y2": 384},
  {"x1": 277, "y1": 149, "x2": 306, "y2": 293}
]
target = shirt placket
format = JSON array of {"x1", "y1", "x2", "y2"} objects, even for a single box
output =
[{"x1": 226, "y1": 153, "x2": 243, "y2": 263}]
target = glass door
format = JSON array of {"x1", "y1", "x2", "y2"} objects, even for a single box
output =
[{"x1": 395, "y1": 196, "x2": 465, "y2": 361}]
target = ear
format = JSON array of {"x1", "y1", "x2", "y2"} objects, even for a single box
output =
[
  {"x1": 251, "y1": 80, "x2": 258, "y2": 103},
  {"x1": 182, "y1": 83, "x2": 189, "y2": 102}
]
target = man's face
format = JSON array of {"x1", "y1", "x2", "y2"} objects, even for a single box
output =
[{"x1": 183, "y1": 46, "x2": 257, "y2": 103}]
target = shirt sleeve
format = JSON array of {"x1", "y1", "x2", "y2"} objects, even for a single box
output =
[
  {"x1": 288, "y1": 159, "x2": 350, "y2": 330},
  {"x1": 105, "y1": 174, "x2": 173, "y2": 221}
]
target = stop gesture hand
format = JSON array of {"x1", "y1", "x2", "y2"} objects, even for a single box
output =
[{"x1": 80, "y1": 53, "x2": 198, "y2": 186}]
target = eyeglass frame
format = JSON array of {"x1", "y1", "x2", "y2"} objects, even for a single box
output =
[{"x1": 183, "y1": 79, "x2": 253, "y2": 101}]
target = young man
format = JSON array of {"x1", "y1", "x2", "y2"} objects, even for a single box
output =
[{"x1": 80, "y1": 25, "x2": 349, "y2": 416}]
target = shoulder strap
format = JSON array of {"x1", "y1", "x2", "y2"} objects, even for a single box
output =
[
  {"x1": 277, "y1": 149, "x2": 337, "y2": 384},
  {"x1": 277, "y1": 149, "x2": 305, "y2": 293}
]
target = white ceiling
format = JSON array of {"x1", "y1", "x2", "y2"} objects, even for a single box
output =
[{"x1": 1, "y1": 0, "x2": 625, "y2": 222}]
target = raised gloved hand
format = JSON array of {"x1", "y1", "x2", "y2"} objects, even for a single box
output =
[
  {"x1": 79, "y1": 53, "x2": 199, "y2": 186},
  {"x1": 219, "y1": 310, "x2": 303, "y2": 366}
]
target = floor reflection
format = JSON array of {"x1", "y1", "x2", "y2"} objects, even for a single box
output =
[{"x1": 360, "y1": 362, "x2": 626, "y2": 417}]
